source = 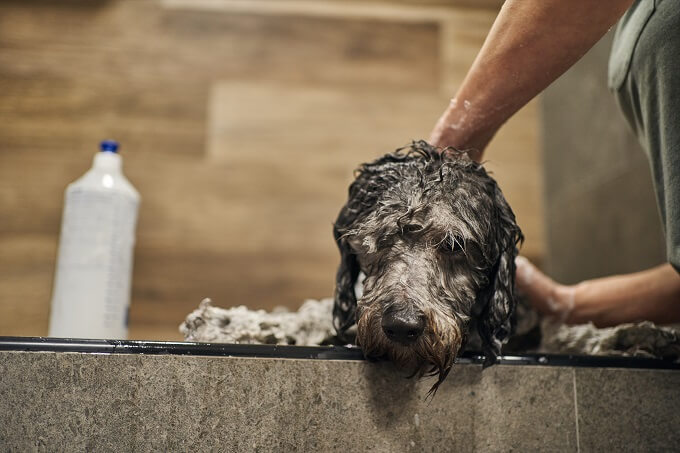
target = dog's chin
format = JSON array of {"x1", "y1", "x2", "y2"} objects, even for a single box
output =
[{"x1": 356, "y1": 307, "x2": 463, "y2": 397}]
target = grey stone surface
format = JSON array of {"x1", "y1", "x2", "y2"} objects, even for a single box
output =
[
  {"x1": 2, "y1": 351, "x2": 677, "y2": 452},
  {"x1": 541, "y1": 31, "x2": 665, "y2": 283},
  {"x1": 0, "y1": 351, "x2": 580, "y2": 452},
  {"x1": 473, "y1": 366, "x2": 577, "y2": 452},
  {"x1": 575, "y1": 368, "x2": 680, "y2": 453}
]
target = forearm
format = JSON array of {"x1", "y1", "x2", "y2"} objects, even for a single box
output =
[
  {"x1": 566, "y1": 264, "x2": 680, "y2": 327},
  {"x1": 430, "y1": 0, "x2": 634, "y2": 158},
  {"x1": 516, "y1": 258, "x2": 680, "y2": 327}
]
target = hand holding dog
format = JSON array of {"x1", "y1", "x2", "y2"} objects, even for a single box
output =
[
  {"x1": 515, "y1": 256, "x2": 680, "y2": 328},
  {"x1": 514, "y1": 256, "x2": 575, "y2": 324},
  {"x1": 428, "y1": 0, "x2": 633, "y2": 158}
]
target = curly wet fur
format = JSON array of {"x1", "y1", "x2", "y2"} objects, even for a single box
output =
[{"x1": 333, "y1": 141, "x2": 523, "y2": 395}]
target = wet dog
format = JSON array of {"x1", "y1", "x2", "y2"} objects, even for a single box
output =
[{"x1": 333, "y1": 141, "x2": 523, "y2": 394}]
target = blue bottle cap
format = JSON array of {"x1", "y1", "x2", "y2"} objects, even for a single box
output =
[{"x1": 100, "y1": 140, "x2": 119, "y2": 153}]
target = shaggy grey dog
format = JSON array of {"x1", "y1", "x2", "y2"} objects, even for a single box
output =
[{"x1": 333, "y1": 141, "x2": 523, "y2": 394}]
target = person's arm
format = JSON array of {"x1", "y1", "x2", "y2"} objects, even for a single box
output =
[
  {"x1": 515, "y1": 257, "x2": 680, "y2": 327},
  {"x1": 429, "y1": 0, "x2": 634, "y2": 159}
]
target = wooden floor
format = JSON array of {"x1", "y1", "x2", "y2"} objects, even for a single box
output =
[{"x1": 0, "y1": 0, "x2": 542, "y2": 341}]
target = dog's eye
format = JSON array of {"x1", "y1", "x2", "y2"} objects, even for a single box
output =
[
  {"x1": 439, "y1": 236, "x2": 463, "y2": 255},
  {"x1": 402, "y1": 223, "x2": 423, "y2": 234}
]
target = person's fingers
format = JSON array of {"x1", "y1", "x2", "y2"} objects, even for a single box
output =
[
  {"x1": 428, "y1": 119, "x2": 446, "y2": 147},
  {"x1": 515, "y1": 256, "x2": 574, "y2": 323},
  {"x1": 514, "y1": 255, "x2": 537, "y2": 285}
]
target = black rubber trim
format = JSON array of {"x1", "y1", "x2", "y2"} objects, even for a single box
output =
[{"x1": 0, "y1": 336, "x2": 678, "y2": 370}]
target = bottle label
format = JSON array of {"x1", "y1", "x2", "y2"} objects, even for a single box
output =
[{"x1": 49, "y1": 189, "x2": 138, "y2": 339}]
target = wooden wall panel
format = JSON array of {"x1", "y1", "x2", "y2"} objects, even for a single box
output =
[{"x1": 0, "y1": 0, "x2": 542, "y2": 341}]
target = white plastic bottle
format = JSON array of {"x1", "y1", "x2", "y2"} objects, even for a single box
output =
[{"x1": 48, "y1": 140, "x2": 140, "y2": 339}]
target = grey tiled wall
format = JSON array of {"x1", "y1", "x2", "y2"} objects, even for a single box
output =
[
  {"x1": 1, "y1": 351, "x2": 678, "y2": 452},
  {"x1": 541, "y1": 32, "x2": 665, "y2": 283}
]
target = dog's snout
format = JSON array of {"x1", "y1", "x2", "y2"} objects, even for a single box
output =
[{"x1": 381, "y1": 309, "x2": 425, "y2": 344}]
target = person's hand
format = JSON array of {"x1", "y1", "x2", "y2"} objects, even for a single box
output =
[
  {"x1": 514, "y1": 256, "x2": 576, "y2": 324},
  {"x1": 427, "y1": 99, "x2": 490, "y2": 161},
  {"x1": 428, "y1": 101, "x2": 459, "y2": 149}
]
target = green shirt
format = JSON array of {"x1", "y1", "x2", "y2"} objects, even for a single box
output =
[{"x1": 609, "y1": 0, "x2": 680, "y2": 272}]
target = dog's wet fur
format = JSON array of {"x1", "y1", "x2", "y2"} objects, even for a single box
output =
[{"x1": 333, "y1": 141, "x2": 523, "y2": 396}]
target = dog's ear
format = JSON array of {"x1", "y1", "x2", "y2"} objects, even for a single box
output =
[
  {"x1": 476, "y1": 182, "x2": 523, "y2": 367},
  {"x1": 332, "y1": 168, "x2": 373, "y2": 340},
  {"x1": 332, "y1": 215, "x2": 360, "y2": 340}
]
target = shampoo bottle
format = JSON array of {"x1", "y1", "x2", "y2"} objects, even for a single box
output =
[{"x1": 48, "y1": 140, "x2": 140, "y2": 339}]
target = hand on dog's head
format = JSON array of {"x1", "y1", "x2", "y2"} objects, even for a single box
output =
[{"x1": 333, "y1": 140, "x2": 523, "y2": 396}]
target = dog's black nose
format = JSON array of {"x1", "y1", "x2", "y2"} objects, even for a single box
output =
[{"x1": 381, "y1": 310, "x2": 425, "y2": 344}]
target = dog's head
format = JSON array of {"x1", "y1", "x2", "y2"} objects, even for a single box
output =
[{"x1": 333, "y1": 141, "x2": 523, "y2": 394}]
